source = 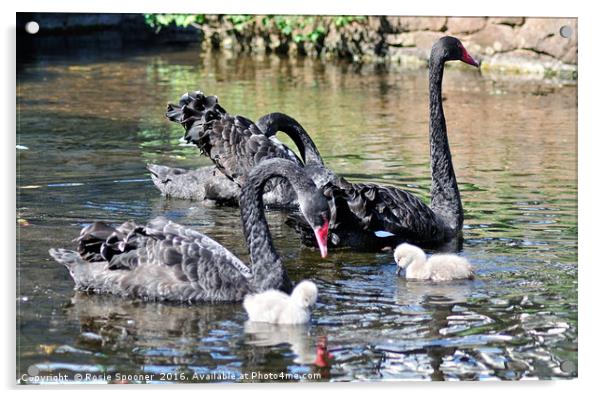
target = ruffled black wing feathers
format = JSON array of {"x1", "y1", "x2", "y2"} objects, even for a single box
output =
[
  {"x1": 76, "y1": 221, "x2": 138, "y2": 263},
  {"x1": 74, "y1": 217, "x2": 252, "y2": 285},
  {"x1": 166, "y1": 92, "x2": 301, "y2": 187},
  {"x1": 343, "y1": 183, "x2": 446, "y2": 242}
]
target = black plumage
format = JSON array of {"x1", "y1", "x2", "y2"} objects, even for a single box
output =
[
  {"x1": 150, "y1": 105, "x2": 322, "y2": 207},
  {"x1": 165, "y1": 93, "x2": 302, "y2": 207},
  {"x1": 264, "y1": 37, "x2": 480, "y2": 250},
  {"x1": 49, "y1": 159, "x2": 331, "y2": 303}
]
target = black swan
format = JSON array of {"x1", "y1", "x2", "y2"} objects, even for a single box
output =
[
  {"x1": 159, "y1": 96, "x2": 337, "y2": 218},
  {"x1": 160, "y1": 94, "x2": 305, "y2": 208},
  {"x1": 279, "y1": 36, "x2": 480, "y2": 250},
  {"x1": 49, "y1": 159, "x2": 331, "y2": 302},
  {"x1": 147, "y1": 111, "x2": 317, "y2": 206}
]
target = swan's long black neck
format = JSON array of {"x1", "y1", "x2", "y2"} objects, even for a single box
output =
[
  {"x1": 257, "y1": 113, "x2": 324, "y2": 166},
  {"x1": 240, "y1": 160, "x2": 316, "y2": 292},
  {"x1": 428, "y1": 56, "x2": 463, "y2": 232}
]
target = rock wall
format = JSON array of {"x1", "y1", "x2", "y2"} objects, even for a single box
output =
[
  {"x1": 378, "y1": 17, "x2": 577, "y2": 80},
  {"x1": 382, "y1": 17, "x2": 575, "y2": 63},
  {"x1": 192, "y1": 15, "x2": 577, "y2": 80}
]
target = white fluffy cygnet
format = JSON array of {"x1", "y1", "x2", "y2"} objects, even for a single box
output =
[
  {"x1": 394, "y1": 243, "x2": 475, "y2": 282},
  {"x1": 243, "y1": 280, "x2": 318, "y2": 324}
]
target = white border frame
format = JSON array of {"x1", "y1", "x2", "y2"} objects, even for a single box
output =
[{"x1": 3, "y1": 1, "x2": 598, "y2": 396}]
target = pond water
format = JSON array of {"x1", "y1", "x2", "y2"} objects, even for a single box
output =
[{"x1": 16, "y1": 43, "x2": 577, "y2": 382}]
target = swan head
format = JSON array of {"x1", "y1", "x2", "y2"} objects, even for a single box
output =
[
  {"x1": 298, "y1": 190, "x2": 331, "y2": 258},
  {"x1": 394, "y1": 243, "x2": 427, "y2": 275},
  {"x1": 291, "y1": 280, "x2": 318, "y2": 308},
  {"x1": 433, "y1": 36, "x2": 479, "y2": 68}
]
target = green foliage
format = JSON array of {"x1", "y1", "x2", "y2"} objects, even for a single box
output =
[
  {"x1": 266, "y1": 16, "x2": 328, "y2": 44},
  {"x1": 334, "y1": 15, "x2": 367, "y2": 27},
  {"x1": 143, "y1": 14, "x2": 205, "y2": 32},
  {"x1": 225, "y1": 14, "x2": 254, "y2": 31},
  {"x1": 142, "y1": 14, "x2": 367, "y2": 44}
]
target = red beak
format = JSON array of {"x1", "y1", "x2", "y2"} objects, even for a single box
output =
[
  {"x1": 460, "y1": 46, "x2": 479, "y2": 67},
  {"x1": 313, "y1": 220, "x2": 329, "y2": 258}
]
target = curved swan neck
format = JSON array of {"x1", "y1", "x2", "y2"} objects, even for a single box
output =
[
  {"x1": 428, "y1": 56, "x2": 463, "y2": 231},
  {"x1": 257, "y1": 113, "x2": 324, "y2": 166},
  {"x1": 240, "y1": 160, "x2": 316, "y2": 292}
]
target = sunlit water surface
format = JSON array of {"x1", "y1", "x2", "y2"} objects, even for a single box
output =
[{"x1": 17, "y1": 44, "x2": 577, "y2": 382}]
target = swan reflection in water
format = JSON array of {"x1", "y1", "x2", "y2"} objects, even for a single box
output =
[
  {"x1": 390, "y1": 277, "x2": 498, "y2": 380},
  {"x1": 65, "y1": 292, "x2": 243, "y2": 342},
  {"x1": 394, "y1": 278, "x2": 477, "y2": 307},
  {"x1": 244, "y1": 322, "x2": 332, "y2": 368},
  {"x1": 64, "y1": 292, "x2": 332, "y2": 374}
]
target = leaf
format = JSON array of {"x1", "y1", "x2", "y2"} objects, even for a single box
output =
[{"x1": 156, "y1": 14, "x2": 170, "y2": 26}]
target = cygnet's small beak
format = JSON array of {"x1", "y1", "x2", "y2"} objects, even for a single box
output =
[{"x1": 395, "y1": 267, "x2": 403, "y2": 276}]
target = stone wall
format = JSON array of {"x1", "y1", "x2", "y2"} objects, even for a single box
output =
[
  {"x1": 378, "y1": 17, "x2": 577, "y2": 80},
  {"x1": 188, "y1": 15, "x2": 578, "y2": 80}
]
